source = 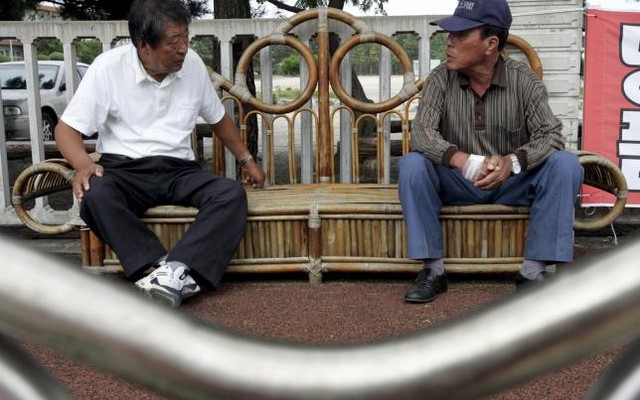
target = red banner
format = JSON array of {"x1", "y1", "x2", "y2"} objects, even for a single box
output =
[{"x1": 583, "y1": 8, "x2": 640, "y2": 206}]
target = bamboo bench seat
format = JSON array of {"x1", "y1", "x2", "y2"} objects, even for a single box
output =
[{"x1": 83, "y1": 184, "x2": 531, "y2": 281}]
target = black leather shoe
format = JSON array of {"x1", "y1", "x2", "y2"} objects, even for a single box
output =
[
  {"x1": 515, "y1": 271, "x2": 548, "y2": 291},
  {"x1": 404, "y1": 268, "x2": 448, "y2": 303}
]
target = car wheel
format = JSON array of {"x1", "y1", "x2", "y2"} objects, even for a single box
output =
[{"x1": 42, "y1": 112, "x2": 56, "y2": 141}]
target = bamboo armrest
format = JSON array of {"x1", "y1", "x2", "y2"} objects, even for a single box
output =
[
  {"x1": 11, "y1": 154, "x2": 100, "y2": 235},
  {"x1": 11, "y1": 159, "x2": 77, "y2": 234},
  {"x1": 575, "y1": 150, "x2": 628, "y2": 231}
]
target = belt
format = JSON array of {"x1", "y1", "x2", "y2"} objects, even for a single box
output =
[{"x1": 101, "y1": 153, "x2": 134, "y2": 161}]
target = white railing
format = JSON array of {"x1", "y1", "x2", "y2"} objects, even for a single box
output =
[{"x1": 0, "y1": 0, "x2": 583, "y2": 225}]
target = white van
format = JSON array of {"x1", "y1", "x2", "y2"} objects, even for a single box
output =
[{"x1": 1, "y1": 60, "x2": 89, "y2": 141}]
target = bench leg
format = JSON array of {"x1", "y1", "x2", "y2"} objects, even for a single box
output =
[
  {"x1": 307, "y1": 258, "x2": 323, "y2": 284},
  {"x1": 306, "y1": 207, "x2": 323, "y2": 284},
  {"x1": 80, "y1": 228, "x2": 105, "y2": 267}
]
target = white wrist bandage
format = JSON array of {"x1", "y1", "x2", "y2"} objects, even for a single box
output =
[{"x1": 462, "y1": 154, "x2": 485, "y2": 181}]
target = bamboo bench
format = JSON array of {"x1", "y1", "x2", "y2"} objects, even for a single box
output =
[
  {"x1": 10, "y1": 9, "x2": 628, "y2": 283},
  {"x1": 11, "y1": 150, "x2": 627, "y2": 283}
]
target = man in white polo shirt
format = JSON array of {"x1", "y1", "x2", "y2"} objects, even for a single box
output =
[{"x1": 55, "y1": 0, "x2": 265, "y2": 307}]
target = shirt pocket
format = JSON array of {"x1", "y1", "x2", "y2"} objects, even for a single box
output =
[
  {"x1": 169, "y1": 103, "x2": 198, "y2": 131},
  {"x1": 502, "y1": 123, "x2": 528, "y2": 149}
]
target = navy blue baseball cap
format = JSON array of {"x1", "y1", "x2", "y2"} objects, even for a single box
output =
[{"x1": 431, "y1": 0, "x2": 512, "y2": 32}]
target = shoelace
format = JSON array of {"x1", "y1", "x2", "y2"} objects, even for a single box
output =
[{"x1": 415, "y1": 271, "x2": 439, "y2": 290}]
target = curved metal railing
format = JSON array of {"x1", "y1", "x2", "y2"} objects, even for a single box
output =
[{"x1": 0, "y1": 235, "x2": 639, "y2": 400}]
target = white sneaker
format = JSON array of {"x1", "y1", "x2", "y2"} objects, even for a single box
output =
[
  {"x1": 135, "y1": 261, "x2": 201, "y2": 307},
  {"x1": 181, "y1": 274, "x2": 201, "y2": 299}
]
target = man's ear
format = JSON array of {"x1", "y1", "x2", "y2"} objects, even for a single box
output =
[
  {"x1": 486, "y1": 36, "x2": 499, "y2": 53},
  {"x1": 139, "y1": 39, "x2": 149, "y2": 52}
]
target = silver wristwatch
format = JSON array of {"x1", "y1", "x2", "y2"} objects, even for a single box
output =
[
  {"x1": 509, "y1": 154, "x2": 521, "y2": 175},
  {"x1": 239, "y1": 154, "x2": 254, "y2": 167}
]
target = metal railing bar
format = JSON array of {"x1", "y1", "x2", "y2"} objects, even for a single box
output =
[
  {"x1": 0, "y1": 235, "x2": 639, "y2": 400},
  {"x1": 584, "y1": 338, "x2": 640, "y2": 400},
  {"x1": 0, "y1": 335, "x2": 72, "y2": 400}
]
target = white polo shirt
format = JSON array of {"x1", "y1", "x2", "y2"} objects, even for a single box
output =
[{"x1": 61, "y1": 44, "x2": 225, "y2": 160}]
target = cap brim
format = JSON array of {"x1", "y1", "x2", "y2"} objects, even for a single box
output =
[{"x1": 430, "y1": 15, "x2": 485, "y2": 32}]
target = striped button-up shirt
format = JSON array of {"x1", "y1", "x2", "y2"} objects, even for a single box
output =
[{"x1": 410, "y1": 56, "x2": 565, "y2": 172}]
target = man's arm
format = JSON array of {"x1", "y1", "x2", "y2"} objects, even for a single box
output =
[
  {"x1": 410, "y1": 67, "x2": 459, "y2": 166},
  {"x1": 210, "y1": 113, "x2": 266, "y2": 188},
  {"x1": 519, "y1": 81, "x2": 565, "y2": 170},
  {"x1": 54, "y1": 121, "x2": 103, "y2": 199}
]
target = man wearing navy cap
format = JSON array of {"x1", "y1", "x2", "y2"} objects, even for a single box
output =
[{"x1": 398, "y1": 0, "x2": 584, "y2": 303}]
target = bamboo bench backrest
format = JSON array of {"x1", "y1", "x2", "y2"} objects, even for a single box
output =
[{"x1": 207, "y1": 8, "x2": 542, "y2": 187}]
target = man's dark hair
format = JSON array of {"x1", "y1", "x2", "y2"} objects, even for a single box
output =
[
  {"x1": 128, "y1": 0, "x2": 191, "y2": 49},
  {"x1": 482, "y1": 25, "x2": 509, "y2": 52}
]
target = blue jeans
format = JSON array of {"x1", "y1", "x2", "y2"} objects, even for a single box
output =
[{"x1": 397, "y1": 151, "x2": 584, "y2": 263}]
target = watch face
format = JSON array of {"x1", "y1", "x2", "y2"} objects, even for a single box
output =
[{"x1": 512, "y1": 164, "x2": 521, "y2": 174}]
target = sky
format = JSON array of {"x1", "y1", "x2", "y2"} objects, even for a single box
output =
[
  {"x1": 210, "y1": 0, "x2": 640, "y2": 20},
  {"x1": 342, "y1": 0, "x2": 640, "y2": 16},
  {"x1": 343, "y1": 0, "x2": 456, "y2": 16},
  {"x1": 587, "y1": 0, "x2": 640, "y2": 10}
]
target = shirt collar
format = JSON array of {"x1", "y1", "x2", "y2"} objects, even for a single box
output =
[
  {"x1": 459, "y1": 56, "x2": 507, "y2": 89},
  {"x1": 131, "y1": 44, "x2": 183, "y2": 85}
]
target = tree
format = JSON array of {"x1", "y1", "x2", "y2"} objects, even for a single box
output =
[
  {"x1": 0, "y1": 0, "x2": 40, "y2": 21},
  {"x1": 258, "y1": 0, "x2": 388, "y2": 16},
  {"x1": 277, "y1": 54, "x2": 302, "y2": 75},
  {"x1": 42, "y1": 0, "x2": 208, "y2": 20},
  {"x1": 76, "y1": 39, "x2": 102, "y2": 63}
]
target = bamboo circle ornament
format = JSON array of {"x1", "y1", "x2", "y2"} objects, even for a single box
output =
[
  {"x1": 223, "y1": 35, "x2": 319, "y2": 115},
  {"x1": 329, "y1": 32, "x2": 424, "y2": 114},
  {"x1": 215, "y1": 7, "x2": 374, "y2": 115}
]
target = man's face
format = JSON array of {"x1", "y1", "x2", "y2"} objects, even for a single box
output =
[
  {"x1": 138, "y1": 20, "x2": 189, "y2": 81},
  {"x1": 444, "y1": 27, "x2": 493, "y2": 73}
]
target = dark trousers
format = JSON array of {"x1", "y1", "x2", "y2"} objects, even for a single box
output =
[{"x1": 80, "y1": 154, "x2": 248, "y2": 289}]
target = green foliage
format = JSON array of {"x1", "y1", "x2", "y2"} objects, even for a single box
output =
[
  {"x1": 48, "y1": 51, "x2": 64, "y2": 60},
  {"x1": 0, "y1": 0, "x2": 39, "y2": 21},
  {"x1": 270, "y1": 45, "x2": 296, "y2": 66},
  {"x1": 191, "y1": 36, "x2": 217, "y2": 69},
  {"x1": 76, "y1": 39, "x2": 102, "y2": 63},
  {"x1": 258, "y1": 33, "x2": 445, "y2": 77},
  {"x1": 273, "y1": 86, "x2": 299, "y2": 101},
  {"x1": 430, "y1": 32, "x2": 447, "y2": 62},
  {"x1": 58, "y1": 0, "x2": 209, "y2": 20},
  {"x1": 260, "y1": 0, "x2": 389, "y2": 16},
  {"x1": 392, "y1": 33, "x2": 418, "y2": 74},
  {"x1": 351, "y1": 43, "x2": 380, "y2": 75},
  {"x1": 0, "y1": 55, "x2": 12, "y2": 62},
  {"x1": 0, "y1": 0, "x2": 26, "y2": 20},
  {"x1": 257, "y1": 86, "x2": 336, "y2": 104},
  {"x1": 27, "y1": 38, "x2": 109, "y2": 64},
  {"x1": 35, "y1": 38, "x2": 62, "y2": 56},
  {"x1": 30, "y1": 38, "x2": 105, "y2": 64},
  {"x1": 340, "y1": 33, "x2": 429, "y2": 75},
  {"x1": 276, "y1": 54, "x2": 301, "y2": 75}
]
